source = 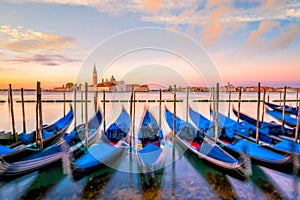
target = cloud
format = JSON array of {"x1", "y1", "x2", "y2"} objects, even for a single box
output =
[
  {"x1": 143, "y1": 0, "x2": 163, "y2": 14},
  {"x1": 287, "y1": 8, "x2": 300, "y2": 18},
  {"x1": 245, "y1": 22, "x2": 299, "y2": 52},
  {"x1": 271, "y1": 25, "x2": 299, "y2": 49},
  {"x1": 12, "y1": 0, "x2": 199, "y2": 15},
  {"x1": 0, "y1": 25, "x2": 76, "y2": 53},
  {"x1": 11, "y1": 0, "x2": 300, "y2": 22},
  {"x1": 5, "y1": 54, "x2": 81, "y2": 66},
  {"x1": 247, "y1": 21, "x2": 278, "y2": 44},
  {"x1": 9, "y1": 0, "x2": 300, "y2": 48},
  {"x1": 261, "y1": 0, "x2": 284, "y2": 10},
  {"x1": 201, "y1": 1, "x2": 233, "y2": 45},
  {"x1": 11, "y1": 0, "x2": 300, "y2": 25}
]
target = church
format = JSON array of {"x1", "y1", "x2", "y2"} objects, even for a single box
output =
[{"x1": 90, "y1": 64, "x2": 149, "y2": 92}]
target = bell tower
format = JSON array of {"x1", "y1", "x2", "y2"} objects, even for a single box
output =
[{"x1": 92, "y1": 63, "x2": 97, "y2": 87}]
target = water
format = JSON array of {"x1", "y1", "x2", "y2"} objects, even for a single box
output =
[{"x1": 0, "y1": 91, "x2": 299, "y2": 199}]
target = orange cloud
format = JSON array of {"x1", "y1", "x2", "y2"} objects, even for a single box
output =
[
  {"x1": 261, "y1": 0, "x2": 283, "y2": 10},
  {"x1": 0, "y1": 25, "x2": 76, "y2": 53},
  {"x1": 201, "y1": 1, "x2": 233, "y2": 45},
  {"x1": 202, "y1": 22, "x2": 223, "y2": 46},
  {"x1": 144, "y1": 0, "x2": 163, "y2": 14}
]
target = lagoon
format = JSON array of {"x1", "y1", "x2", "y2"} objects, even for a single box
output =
[{"x1": 0, "y1": 91, "x2": 299, "y2": 199}]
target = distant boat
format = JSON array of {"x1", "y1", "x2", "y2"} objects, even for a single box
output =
[
  {"x1": 165, "y1": 107, "x2": 246, "y2": 181},
  {"x1": 0, "y1": 110, "x2": 102, "y2": 180},
  {"x1": 136, "y1": 109, "x2": 165, "y2": 185},
  {"x1": 71, "y1": 108, "x2": 130, "y2": 180}
]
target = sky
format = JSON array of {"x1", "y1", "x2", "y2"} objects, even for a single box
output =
[{"x1": 0, "y1": 0, "x2": 300, "y2": 89}]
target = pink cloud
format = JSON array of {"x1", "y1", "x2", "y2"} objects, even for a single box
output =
[
  {"x1": 261, "y1": 0, "x2": 285, "y2": 10},
  {"x1": 201, "y1": 1, "x2": 233, "y2": 45},
  {"x1": 245, "y1": 22, "x2": 299, "y2": 52},
  {"x1": 247, "y1": 21, "x2": 278, "y2": 44},
  {"x1": 143, "y1": 0, "x2": 163, "y2": 14}
]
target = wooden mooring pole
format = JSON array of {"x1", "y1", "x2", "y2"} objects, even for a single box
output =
[
  {"x1": 295, "y1": 107, "x2": 300, "y2": 142},
  {"x1": 186, "y1": 87, "x2": 189, "y2": 122},
  {"x1": 85, "y1": 83, "x2": 88, "y2": 147},
  {"x1": 215, "y1": 83, "x2": 219, "y2": 143},
  {"x1": 261, "y1": 88, "x2": 266, "y2": 122},
  {"x1": 237, "y1": 88, "x2": 242, "y2": 122},
  {"x1": 133, "y1": 91, "x2": 136, "y2": 147},
  {"x1": 74, "y1": 84, "x2": 77, "y2": 129},
  {"x1": 256, "y1": 82, "x2": 261, "y2": 144},
  {"x1": 81, "y1": 91, "x2": 84, "y2": 124},
  {"x1": 103, "y1": 90, "x2": 106, "y2": 132},
  {"x1": 129, "y1": 86, "x2": 134, "y2": 152},
  {"x1": 9, "y1": 84, "x2": 16, "y2": 141},
  {"x1": 281, "y1": 86, "x2": 287, "y2": 134},
  {"x1": 36, "y1": 82, "x2": 43, "y2": 150},
  {"x1": 159, "y1": 89, "x2": 162, "y2": 127},
  {"x1": 296, "y1": 89, "x2": 299, "y2": 109},
  {"x1": 21, "y1": 88, "x2": 26, "y2": 133},
  {"x1": 173, "y1": 85, "x2": 177, "y2": 145},
  {"x1": 228, "y1": 90, "x2": 231, "y2": 118}
]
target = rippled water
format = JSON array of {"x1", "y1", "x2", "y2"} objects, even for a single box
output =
[{"x1": 0, "y1": 91, "x2": 299, "y2": 200}]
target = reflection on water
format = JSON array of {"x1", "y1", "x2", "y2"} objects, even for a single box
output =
[
  {"x1": 20, "y1": 163, "x2": 65, "y2": 199},
  {"x1": 0, "y1": 143, "x2": 299, "y2": 200},
  {"x1": 176, "y1": 143, "x2": 237, "y2": 199},
  {"x1": 0, "y1": 172, "x2": 38, "y2": 200},
  {"x1": 1, "y1": 91, "x2": 300, "y2": 199},
  {"x1": 251, "y1": 165, "x2": 283, "y2": 199}
]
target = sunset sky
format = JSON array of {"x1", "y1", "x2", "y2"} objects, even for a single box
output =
[{"x1": 0, "y1": 0, "x2": 299, "y2": 89}]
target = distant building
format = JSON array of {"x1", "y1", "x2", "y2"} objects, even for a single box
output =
[
  {"x1": 95, "y1": 76, "x2": 117, "y2": 91},
  {"x1": 52, "y1": 85, "x2": 73, "y2": 92},
  {"x1": 126, "y1": 84, "x2": 149, "y2": 92},
  {"x1": 135, "y1": 85, "x2": 149, "y2": 92},
  {"x1": 90, "y1": 64, "x2": 148, "y2": 92},
  {"x1": 191, "y1": 87, "x2": 209, "y2": 92},
  {"x1": 114, "y1": 80, "x2": 126, "y2": 92},
  {"x1": 244, "y1": 86, "x2": 256, "y2": 92},
  {"x1": 220, "y1": 82, "x2": 236, "y2": 92}
]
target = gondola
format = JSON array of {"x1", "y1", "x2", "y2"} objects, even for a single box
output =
[
  {"x1": 214, "y1": 107, "x2": 300, "y2": 170},
  {"x1": 0, "y1": 108, "x2": 74, "y2": 146},
  {"x1": 0, "y1": 107, "x2": 74, "y2": 162},
  {"x1": 165, "y1": 107, "x2": 246, "y2": 181},
  {"x1": 266, "y1": 108, "x2": 297, "y2": 127},
  {"x1": 0, "y1": 110, "x2": 102, "y2": 180},
  {"x1": 136, "y1": 109, "x2": 165, "y2": 184},
  {"x1": 232, "y1": 106, "x2": 295, "y2": 138},
  {"x1": 189, "y1": 107, "x2": 294, "y2": 175},
  {"x1": 71, "y1": 108, "x2": 130, "y2": 180},
  {"x1": 265, "y1": 101, "x2": 298, "y2": 116}
]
